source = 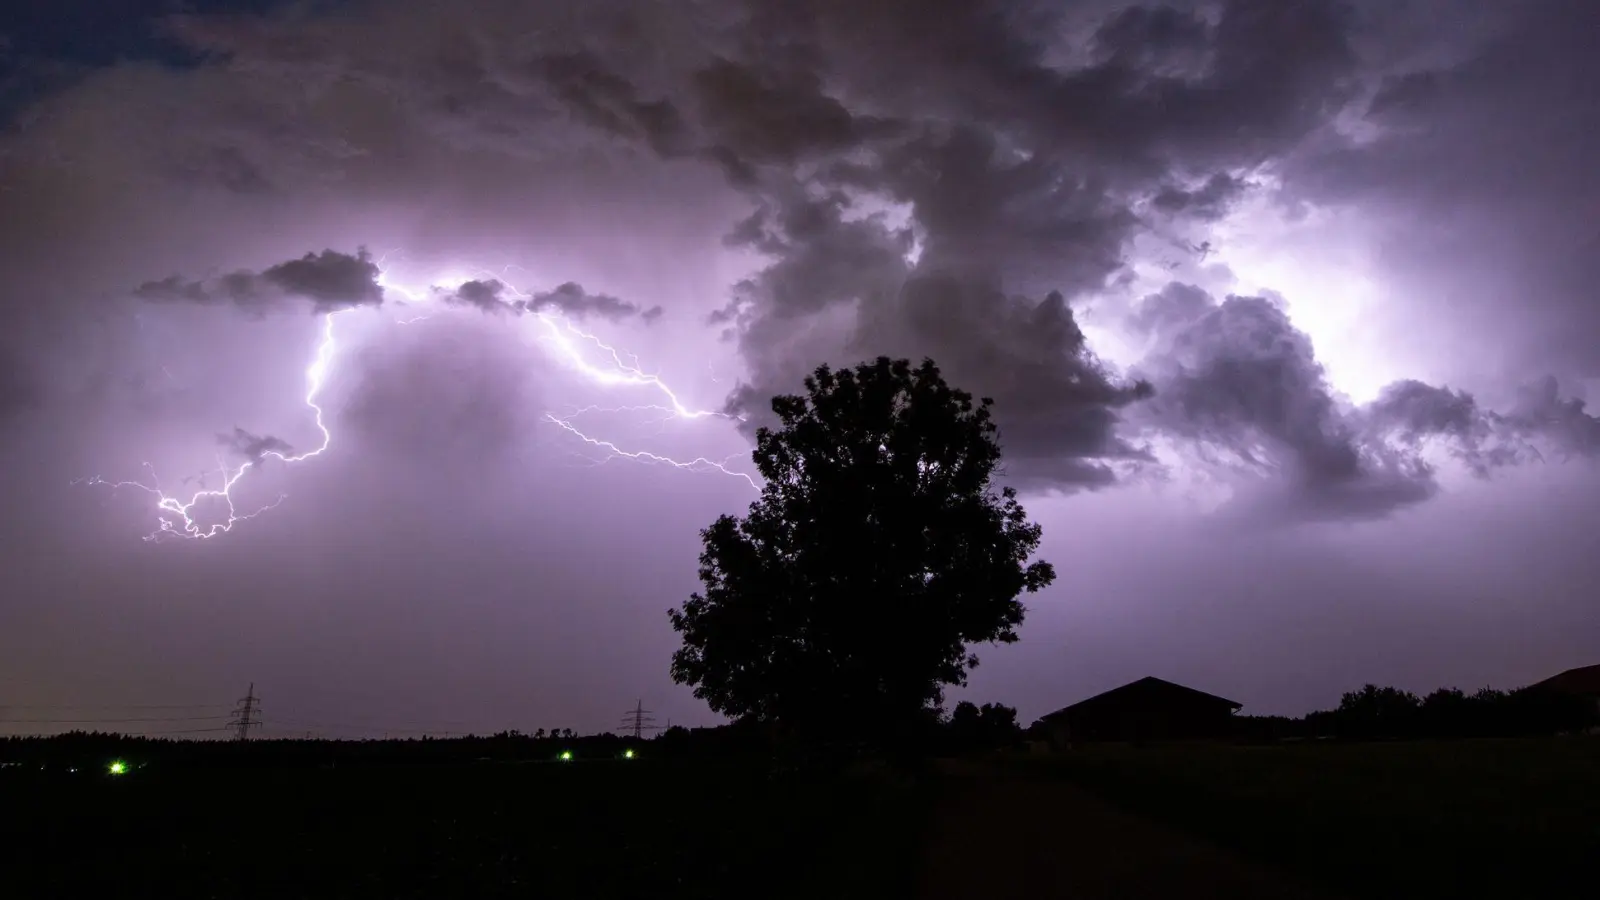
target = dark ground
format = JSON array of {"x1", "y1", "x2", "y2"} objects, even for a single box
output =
[
  {"x1": 3, "y1": 759, "x2": 927, "y2": 899},
  {"x1": 1020, "y1": 738, "x2": 1600, "y2": 900},
  {"x1": 920, "y1": 760, "x2": 1336, "y2": 900},
  {"x1": 5, "y1": 739, "x2": 1596, "y2": 898}
]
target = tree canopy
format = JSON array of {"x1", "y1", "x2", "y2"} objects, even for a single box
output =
[{"x1": 668, "y1": 357, "x2": 1055, "y2": 742}]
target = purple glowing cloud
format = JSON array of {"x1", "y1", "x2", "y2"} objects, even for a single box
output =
[
  {"x1": 2, "y1": 0, "x2": 1598, "y2": 735},
  {"x1": 87, "y1": 259, "x2": 753, "y2": 541}
]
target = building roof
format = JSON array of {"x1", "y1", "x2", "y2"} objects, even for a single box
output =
[
  {"x1": 1038, "y1": 676, "x2": 1242, "y2": 721},
  {"x1": 1534, "y1": 664, "x2": 1600, "y2": 696}
]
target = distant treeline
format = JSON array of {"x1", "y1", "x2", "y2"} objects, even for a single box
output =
[
  {"x1": 1235, "y1": 684, "x2": 1598, "y2": 742},
  {"x1": 0, "y1": 720, "x2": 902, "y2": 770},
  {"x1": 4, "y1": 686, "x2": 1591, "y2": 771},
  {"x1": 0, "y1": 728, "x2": 645, "y2": 771},
  {"x1": 0, "y1": 701, "x2": 1026, "y2": 769}
]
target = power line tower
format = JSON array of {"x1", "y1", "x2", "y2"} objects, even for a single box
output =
[
  {"x1": 619, "y1": 700, "x2": 657, "y2": 739},
  {"x1": 228, "y1": 683, "x2": 261, "y2": 741}
]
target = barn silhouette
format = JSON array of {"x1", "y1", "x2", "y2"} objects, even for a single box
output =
[{"x1": 1033, "y1": 676, "x2": 1242, "y2": 746}]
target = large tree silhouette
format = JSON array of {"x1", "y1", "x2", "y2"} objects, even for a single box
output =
[{"x1": 668, "y1": 357, "x2": 1055, "y2": 744}]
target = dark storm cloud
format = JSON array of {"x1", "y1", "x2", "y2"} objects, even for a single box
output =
[
  {"x1": 689, "y1": 57, "x2": 904, "y2": 173},
  {"x1": 436, "y1": 279, "x2": 662, "y2": 322},
  {"x1": 1127, "y1": 281, "x2": 1215, "y2": 336},
  {"x1": 436, "y1": 279, "x2": 507, "y2": 314},
  {"x1": 1129, "y1": 283, "x2": 1600, "y2": 520},
  {"x1": 1361, "y1": 381, "x2": 1506, "y2": 475},
  {"x1": 1500, "y1": 377, "x2": 1600, "y2": 461},
  {"x1": 525, "y1": 282, "x2": 663, "y2": 322},
  {"x1": 702, "y1": 0, "x2": 1359, "y2": 243},
  {"x1": 744, "y1": 0, "x2": 1360, "y2": 174},
  {"x1": 2, "y1": 0, "x2": 1600, "y2": 739},
  {"x1": 1357, "y1": 378, "x2": 1600, "y2": 476},
  {"x1": 1149, "y1": 173, "x2": 1250, "y2": 222},
  {"x1": 859, "y1": 275, "x2": 1155, "y2": 489},
  {"x1": 673, "y1": 0, "x2": 1383, "y2": 496},
  {"x1": 262, "y1": 249, "x2": 385, "y2": 309},
  {"x1": 6, "y1": 0, "x2": 1594, "y2": 519},
  {"x1": 1281, "y1": 0, "x2": 1600, "y2": 379},
  {"x1": 700, "y1": 0, "x2": 1596, "y2": 512},
  {"x1": 868, "y1": 125, "x2": 1139, "y2": 291},
  {"x1": 533, "y1": 51, "x2": 692, "y2": 158},
  {"x1": 139, "y1": 252, "x2": 661, "y2": 323},
  {"x1": 135, "y1": 249, "x2": 384, "y2": 314},
  {"x1": 218, "y1": 426, "x2": 293, "y2": 462},
  {"x1": 716, "y1": 188, "x2": 915, "y2": 323},
  {"x1": 1130, "y1": 289, "x2": 1439, "y2": 519},
  {"x1": 1090, "y1": 3, "x2": 1211, "y2": 68},
  {"x1": 714, "y1": 181, "x2": 1152, "y2": 489}
]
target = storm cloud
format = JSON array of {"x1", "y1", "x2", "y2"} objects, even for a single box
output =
[
  {"x1": 218, "y1": 426, "x2": 294, "y2": 463},
  {"x1": 1, "y1": 0, "x2": 1598, "y2": 733},
  {"x1": 1279, "y1": 0, "x2": 1600, "y2": 385},
  {"x1": 437, "y1": 279, "x2": 663, "y2": 322},
  {"x1": 136, "y1": 251, "x2": 663, "y2": 324},
  {"x1": 1127, "y1": 282, "x2": 1600, "y2": 520},
  {"x1": 135, "y1": 249, "x2": 385, "y2": 315},
  {"x1": 9, "y1": 0, "x2": 1597, "y2": 519}
]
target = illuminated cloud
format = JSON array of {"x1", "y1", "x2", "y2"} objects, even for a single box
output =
[
  {"x1": 1127, "y1": 283, "x2": 1600, "y2": 520},
  {"x1": 135, "y1": 249, "x2": 385, "y2": 315},
  {"x1": 1, "y1": 0, "x2": 1598, "y2": 729},
  {"x1": 435, "y1": 279, "x2": 662, "y2": 322},
  {"x1": 10, "y1": 0, "x2": 1595, "y2": 522}
]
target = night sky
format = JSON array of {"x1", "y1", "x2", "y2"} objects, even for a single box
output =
[{"x1": 2, "y1": 0, "x2": 1596, "y2": 738}]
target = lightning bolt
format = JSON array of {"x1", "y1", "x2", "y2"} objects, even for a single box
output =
[
  {"x1": 85, "y1": 260, "x2": 757, "y2": 541},
  {"x1": 81, "y1": 312, "x2": 343, "y2": 541},
  {"x1": 432, "y1": 266, "x2": 759, "y2": 489},
  {"x1": 544, "y1": 416, "x2": 759, "y2": 489}
]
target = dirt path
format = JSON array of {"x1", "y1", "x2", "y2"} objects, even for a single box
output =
[{"x1": 918, "y1": 763, "x2": 1338, "y2": 900}]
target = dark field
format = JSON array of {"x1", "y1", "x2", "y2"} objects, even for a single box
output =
[
  {"x1": 1021, "y1": 738, "x2": 1600, "y2": 899},
  {"x1": 4, "y1": 759, "x2": 928, "y2": 899},
  {"x1": 7, "y1": 739, "x2": 1597, "y2": 899}
]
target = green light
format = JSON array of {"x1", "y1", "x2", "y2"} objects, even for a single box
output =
[
  {"x1": 559, "y1": 750, "x2": 573, "y2": 761},
  {"x1": 108, "y1": 761, "x2": 127, "y2": 775},
  {"x1": 623, "y1": 749, "x2": 634, "y2": 759}
]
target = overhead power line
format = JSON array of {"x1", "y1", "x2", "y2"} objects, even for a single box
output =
[
  {"x1": 0, "y1": 704, "x2": 226, "y2": 711},
  {"x1": 0, "y1": 715, "x2": 229, "y2": 724},
  {"x1": 228, "y1": 683, "x2": 262, "y2": 741},
  {"x1": 0, "y1": 726, "x2": 237, "y2": 737},
  {"x1": 273, "y1": 708, "x2": 474, "y2": 728},
  {"x1": 124, "y1": 727, "x2": 236, "y2": 736},
  {"x1": 620, "y1": 700, "x2": 657, "y2": 739},
  {"x1": 0, "y1": 685, "x2": 602, "y2": 741},
  {"x1": 271, "y1": 718, "x2": 456, "y2": 736}
]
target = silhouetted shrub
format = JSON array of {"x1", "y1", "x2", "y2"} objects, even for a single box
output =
[{"x1": 1289, "y1": 682, "x2": 1596, "y2": 741}]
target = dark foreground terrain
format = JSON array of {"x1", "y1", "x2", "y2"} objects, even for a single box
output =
[
  {"x1": 4, "y1": 758, "x2": 927, "y2": 899},
  {"x1": 1022, "y1": 737, "x2": 1600, "y2": 899},
  {"x1": 5, "y1": 738, "x2": 1596, "y2": 898}
]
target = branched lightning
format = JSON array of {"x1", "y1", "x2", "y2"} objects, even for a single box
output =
[
  {"x1": 447, "y1": 266, "x2": 758, "y2": 488},
  {"x1": 82, "y1": 312, "x2": 343, "y2": 541},
  {"x1": 545, "y1": 416, "x2": 759, "y2": 489},
  {"x1": 86, "y1": 260, "x2": 756, "y2": 541}
]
